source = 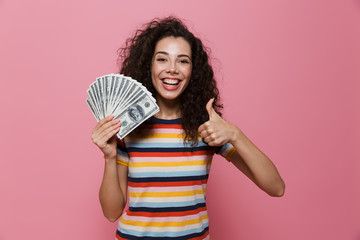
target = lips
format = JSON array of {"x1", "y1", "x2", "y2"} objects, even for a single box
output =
[
  {"x1": 161, "y1": 77, "x2": 182, "y2": 90},
  {"x1": 162, "y1": 78, "x2": 180, "y2": 85}
]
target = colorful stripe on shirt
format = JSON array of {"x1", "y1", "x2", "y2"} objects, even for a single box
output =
[{"x1": 115, "y1": 117, "x2": 234, "y2": 239}]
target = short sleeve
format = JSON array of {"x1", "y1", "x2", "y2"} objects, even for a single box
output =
[
  {"x1": 116, "y1": 138, "x2": 130, "y2": 166},
  {"x1": 215, "y1": 142, "x2": 236, "y2": 162}
]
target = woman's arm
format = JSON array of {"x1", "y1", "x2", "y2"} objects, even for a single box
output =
[
  {"x1": 92, "y1": 115, "x2": 128, "y2": 221},
  {"x1": 227, "y1": 129, "x2": 285, "y2": 197},
  {"x1": 99, "y1": 157, "x2": 128, "y2": 222},
  {"x1": 198, "y1": 99, "x2": 285, "y2": 197}
]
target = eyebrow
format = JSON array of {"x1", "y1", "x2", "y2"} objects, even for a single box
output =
[{"x1": 154, "y1": 51, "x2": 191, "y2": 59}]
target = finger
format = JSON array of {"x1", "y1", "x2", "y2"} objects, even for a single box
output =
[
  {"x1": 198, "y1": 121, "x2": 211, "y2": 133},
  {"x1": 203, "y1": 135, "x2": 213, "y2": 143},
  {"x1": 208, "y1": 141, "x2": 218, "y2": 147},
  {"x1": 200, "y1": 130, "x2": 209, "y2": 139},
  {"x1": 100, "y1": 127, "x2": 120, "y2": 144},
  {"x1": 97, "y1": 124, "x2": 121, "y2": 144},
  {"x1": 97, "y1": 118, "x2": 120, "y2": 134},
  {"x1": 94, "y1": 115, "x2": 114, "y2": 131},
  {"x1": 206, "y1": 98, "x2": 215, "y2": 120},
  {"x1": 99, "y1": 115, "x2": 114, "y2": 126},
  {"x1": 92, "y1": 119, "x2": 120, "y2": 142},
  {"x1": 201, "y1": 126, "x2": 214, "y2": 138},
  {"x1": 209, "y1": 139, "x2": 223, "y2": 146},
  {"x1": 198, "y1": 123, "x2": 206, "y2": 133},
  {"x1": 99, "y1": 120, "x2": 121, "y2": 138}
]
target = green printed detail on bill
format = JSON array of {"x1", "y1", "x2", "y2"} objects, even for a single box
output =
[{"x1": 86, "y1": 74, "x2": 159, "y2": 139}]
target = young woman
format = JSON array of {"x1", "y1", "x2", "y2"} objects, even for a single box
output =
[{"x1": 91, "y1": 17, "x2": 285, "y2": 240}]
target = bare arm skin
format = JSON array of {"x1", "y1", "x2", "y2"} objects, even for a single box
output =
[
  {"x1": 198, "y1": 99, "x2": 285, "y2": 197},
  {"x1": 91, "y1": 115, "x2": 129, "y2": 221},
  {"x1": 99, "y1": 157, "x2": 128, "y2": 222}
]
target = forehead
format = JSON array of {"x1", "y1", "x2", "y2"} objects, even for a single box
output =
[{"x1": 154, "y1": 37, "x2": 191, "y2": 57}]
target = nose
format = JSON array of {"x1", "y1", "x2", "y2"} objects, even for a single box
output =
[{"x1": 166, "y1": 62, "x2": 179, "y2": 74}]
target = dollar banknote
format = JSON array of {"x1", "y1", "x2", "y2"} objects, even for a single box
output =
[{"x1": 86, "y1": 74, "x2": 160, "y2": 139}]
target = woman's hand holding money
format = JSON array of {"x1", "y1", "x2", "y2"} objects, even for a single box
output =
[
  {"x1": 92, "y1": 115, "x2": 128, "y2": 222},
  {"x1": 91, "y1": 115, "x2": 121, "y2": 159},
  {"x1": 198, "y1": 98, "x2": 238, "y2": 146}
]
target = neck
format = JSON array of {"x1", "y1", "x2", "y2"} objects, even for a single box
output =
[{"x1": 154, "y1": 96, "x2": 182, "y2": 119}]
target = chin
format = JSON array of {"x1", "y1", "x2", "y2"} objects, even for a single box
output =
[
  {"x1": 157, "y1": 91, "x2": 183, "y2": 101},
  {"x1": 161, "y1": 94, "x2": 181, "y2": 101}
]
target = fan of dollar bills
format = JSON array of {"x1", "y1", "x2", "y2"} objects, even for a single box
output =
[{"x1": 86, "y1": 73, "x2": 160, "y2": 139}]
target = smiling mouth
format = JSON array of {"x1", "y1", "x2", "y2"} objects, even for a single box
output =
[{"x1": 162, "y1": 78, "x2": 181, "y2": 86}]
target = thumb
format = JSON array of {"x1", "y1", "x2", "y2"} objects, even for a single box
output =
[{"x1": 206, "y1": 98, "x2": 215, "y2": 120}]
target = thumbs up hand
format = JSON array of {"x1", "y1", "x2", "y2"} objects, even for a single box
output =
[{"x1": 198, "y1": 98, "x2": 237, "y2": 146}]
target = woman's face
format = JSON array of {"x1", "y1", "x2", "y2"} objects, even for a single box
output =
[{"x1": 151, "y1": 36, "x2": 192, "y2": 102}]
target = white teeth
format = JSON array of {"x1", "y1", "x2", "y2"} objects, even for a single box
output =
[{"x1": 163, "y1": 79, "x2": 180, "y2": 85}]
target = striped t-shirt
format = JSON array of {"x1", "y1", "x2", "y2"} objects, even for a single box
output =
[{"x1": 115, "y1": 117, "x2": 235, "y2": 240}]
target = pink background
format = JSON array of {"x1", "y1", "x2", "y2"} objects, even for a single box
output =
[{"x1": 1, "y1": 0, "x2": 359, "y2": 239}]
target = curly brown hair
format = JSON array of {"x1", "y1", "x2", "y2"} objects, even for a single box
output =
[{"x1": 118, "y1": 16, "x2": 223, "y2": 145}]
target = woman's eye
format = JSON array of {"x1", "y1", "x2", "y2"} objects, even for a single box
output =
[
  {"x1": 156, "y1": 58, "x2": 166, "y2": 62},
  {"x1": 180, "y1": 59, "x2": 190, "y2": 64}
]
